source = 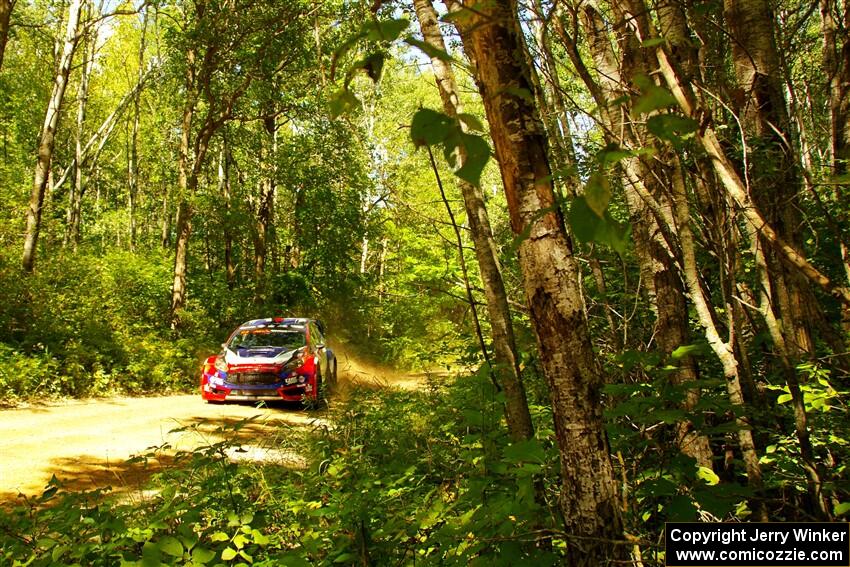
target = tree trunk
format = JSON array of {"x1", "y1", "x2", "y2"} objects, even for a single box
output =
[
  {"x1": 454, "y1": 1, "x2": 626, "y2": 561},
  {"x1": 724, "y1": 0, "x2": 814, "y2": 357},
  {"x1": 219, "y1": 137, "x2": 236, "y2": 289},
  {"x1": 170, "y1": 47, "x2": 196, "y2": 327},
  {"x1": 821, "y1": 0, "x2": 850, "y2": 329},
  {"x1": 670, "y1": 163, "x2": 767, "y2": 520},
  {"x1": 22, "y1": 0, "x2": 82, "y2": 272},
  {"x1": 572, "y1": 0, "x2": 714, "y2": 469},
  {"x1": 128, "y1": 11, "x2": 148, "y2": 252},
  {"x1": 65, "y1": 2, "x2": 95, "y2": 250},
  {"x1": 0, "y1": 0, "x2": 13, "y2": 72},
  {"x1": 254, "y1": 115, "x2": 276, "y2": 305},
  {"x1": 414, "y1": 0, "x2": 534, "y2": 442}
]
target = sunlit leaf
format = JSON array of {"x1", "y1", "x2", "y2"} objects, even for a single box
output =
[
  {"x1": 404, "y1": 37, "x2": 454, "y2": 62},
  {"x1": 696, "y1": 466, "x2": 720, "y2": 486},
  {"x1": 456, "y1": 112, "x2": 485, "y2": 133},
  {"x1": 157, "y1": 536, "x2": 184, "y2": 557},
  {"x1": 584, "y1": 171, "x2": 611, "y2": 217},
  {"x1": 365, "y1": 18, "x2": 409, "y2": 42},
  {"x1": 329, "y1": 88, "x2": 359, "y2": 119},
  {"x1": 410, "y1": 108, "x2": 454, "y2": 147}
]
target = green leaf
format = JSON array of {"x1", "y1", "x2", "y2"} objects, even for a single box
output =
[
  {"x1": 141, "y1": 541, "x2": 161, "y2": 566},
  {"x1": 251, "y1": 529, "x2": 270, "y2": 546},
  {"x1": 334, "y1": 553, "x2": 358, "y2": 563},
  {"x1": 568, "y1": 197, "x2": 603, "y2": 243},
  {"x1": 157, "y1": 536, "x2": 184, "y2": 557},
  {"x1": 404, "y1": 37, "x2": 454, "y2": 62},
  {"x1": 665, "y1": 495, "x2": 698, "y2": 521},
  {"x1": 451, "y1": 132, "x2": 491, "y2": 186},
  {"x1": 441, "y1": 7, "x2": 476, "y2": 27},
  {"x1": 221, "y1": 547, "x2": 238, "y2": 561},
  {"x1": 632, "y1": 74, "x2": 676, "y2": 114},
  {"x1": 348, "y1": 52, "x2": 385, "y2": 83},
  {"x1": 457, "y1": 112, "x2": 485, "y2": 133},
  {"x1": 641, "y1": 37, "x2": 667, "y2": 47},
  {"x1": 329, "y1": 89, "x2": 359, "y2": 119},
  {"x1": 647, "y1": 114, "x2": 698, "y2": 145},
  {"x1": 410, "y1": 108, "x2": 454, "y2": 147},
  {"x1": 584, "y1": 171, "x2": 611, "y2": 217},
  {"x1": 696, "y1": 466, "x2": 720, "y2": 486},
  {"x1": 834, "y1": 502, "x2": 850, "y2": 516},
  {"x1": 209, "y1": 531, "x2": 230, "y2": 543},
  {"x1": 503, "y1": 438, "x2": 546, "y2": 464},
  {"x1": 594, "y1": 213, "x2": 630, "y2": 255},
  {"x1": 777, "y1": 393, "x2": 792, "y2": 404},
  {"x1": 192, "y1": 546, "x2": 217, "y2": 564},
  {"x1": 365, "y1": 18, "x2": 409, "y2": 42},
  {"x1": 671, "y1": 342, "x2": 710, "y2": 360}
]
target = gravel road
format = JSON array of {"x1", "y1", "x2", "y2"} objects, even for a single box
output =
[
  {"x1": 0, "y1": 353, "x2": 425, "y2": 503},
  {"x1": 0, "y1": 395, "x2": 321, "y2": 502}
]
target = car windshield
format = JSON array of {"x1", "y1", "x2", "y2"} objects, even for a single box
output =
[{"x1": 228, "y1": 328, "x2": 306, "y2": 350}]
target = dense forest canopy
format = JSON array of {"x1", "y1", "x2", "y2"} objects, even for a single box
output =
[{"x1": 0, "y1": 0, "x2": 849, "y2": 564}]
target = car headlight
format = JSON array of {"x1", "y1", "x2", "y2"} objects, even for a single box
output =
[{"x1": 214, "y1": 357, "x2": 228, "y2": 372}]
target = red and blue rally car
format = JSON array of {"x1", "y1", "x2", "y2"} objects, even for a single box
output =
[{"x1": 200, "y1": 317, "x2": 336, "y2": 403}]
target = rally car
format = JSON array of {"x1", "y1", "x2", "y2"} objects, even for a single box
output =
[{"x1": 200, "y1": 317, "x2": 337, "y2": 404}]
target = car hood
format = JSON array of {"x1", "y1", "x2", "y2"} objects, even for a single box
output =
[{"x1": 223, "y1": 346, "x2": 301, "y2": 366}]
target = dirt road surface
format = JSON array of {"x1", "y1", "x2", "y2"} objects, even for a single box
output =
[
  {"x1": 0, "y1": 353, "x2": 426, "y2": 503},
  {"x1": 0, "y1": 395, "x2": 321, "y2": 502}
]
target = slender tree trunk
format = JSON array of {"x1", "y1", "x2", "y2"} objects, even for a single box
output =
[
  {"x1": 128, "y1": 11, "x2": 148, "y2": 252},
  {"x1": 724, "y1": 0, "x2": 827, "y2": 516},
  {"x1": 724, "y1": 0, "x2": 815, "y2": 357},
  {"x1": 670, "y1": 164, "x2": 767, "y2": 520},
  {"x1": 254, "y1": 115, "x2": 276, "y2": 305},
  {"x1": 22, "y1": 0, "x2": 82, "y2": 272},
  {"x1": 821, "y1": 0, "x2": 850, "y2": 330},
  {"x1": 454, "y1": 1, "x2": 626, "y2": 561},
  {"x1": 219, "y1": 136, "x2": 235, "y2": 289},
  {"x1": 65, "y1": 3, "x2": 95, "y2": 250},
  {"x1": 572, "y1": 0, "x2": 714, "y2": 469},
  {"x1": 0, "y1": 0, "x2": 13, "y2": 72},
  {"x1": 170, "y1": 47, "x2": 196, "y2": 327},
  {"x1": 414, "y1": 0, "x2": 534, "y2": 441}
]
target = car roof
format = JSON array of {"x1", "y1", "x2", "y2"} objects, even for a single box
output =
[{"x1": 238, "y1": 317, "x2": 312, "y2": 329}]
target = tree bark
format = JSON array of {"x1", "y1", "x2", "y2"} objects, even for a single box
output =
[
  {"x1": 254, "y1": 115, "x2": 276, "y2": 305},
  {"x1": 571, "y1": 0, "x2": 714, "y2": 469},
  {"x1": 453, "y1": 1, "x2": 626, "y2": 561},
  {"x1": 22, "y1": 0, "x2": 82, "y2": 272},
  {"x1": 414, "y1": 0, "x2": 534, "y2": 442},
  {"x1": 219, "y1": 135, "x2": 236, "y2": 289},
  {"x1": 65, "y1": 1, "x2": 95, "y2": 250},
  {"x1": 0, "y1": 0, "x2": 13, "y2": 72},
  {"x1": 724, "y1": 0, "x2": 817, "y2": 357},
  {"x1": 128, "y1": 10, "x2": 148, "y2": 251}
]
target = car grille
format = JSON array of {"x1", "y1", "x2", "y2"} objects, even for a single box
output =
[{"x1": 230, "y1": 372, "x2": 280, "y2": 385}]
